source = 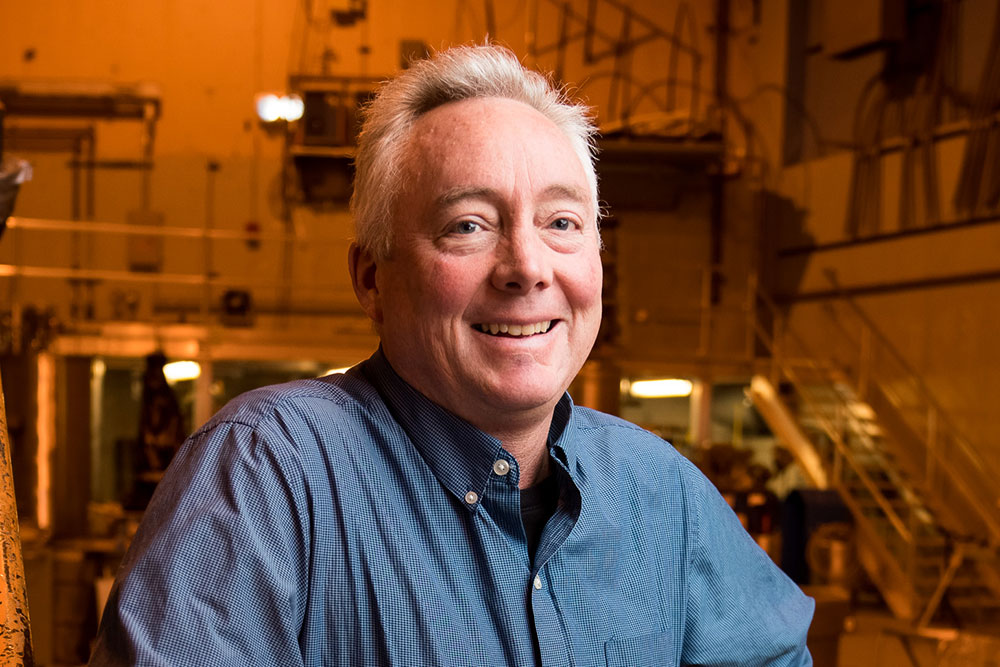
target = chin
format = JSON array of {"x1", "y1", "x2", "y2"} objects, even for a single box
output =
[{"x1": 477, "y1": 376, "x2": 567, "y2": 414}]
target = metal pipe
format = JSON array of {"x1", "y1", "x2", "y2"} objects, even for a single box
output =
[{"x1": 5, "y1": 216, "x2": 344, "y2": 242}]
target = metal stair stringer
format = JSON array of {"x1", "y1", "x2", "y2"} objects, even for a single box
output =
[
  {"x1": 750, "y1": 373, "x2": 927, "y2": 621},
  {"x1": 750, "y1": 365, "x2": 1000, "y2": 629},
  {"x1": 750, "y1": 279, "x2": 1000, "y2": 629}
]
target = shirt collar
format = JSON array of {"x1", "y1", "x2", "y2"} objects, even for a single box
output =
[
  {"x1": 547, "y1": 391, "x2": 578, "y2": 474},
  {"x1": 360, "y1": 347, "x2": 580, "y2": 507}
]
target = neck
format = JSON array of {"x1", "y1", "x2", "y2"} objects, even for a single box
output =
[
  {"x1": 378, "y1": 345, "x2": 560, "y2": 488},
  {"x1": 489, "y1": 416, "x2": 553, "y2": 489}
]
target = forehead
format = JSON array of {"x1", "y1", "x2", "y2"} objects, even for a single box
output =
[{"x1": 400, "y1": 97, "x2": 592, "y2": 211}]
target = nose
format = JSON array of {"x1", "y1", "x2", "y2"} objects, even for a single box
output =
[{"x1": 490, "y1": 227, "x2": 552, "y2": 294}]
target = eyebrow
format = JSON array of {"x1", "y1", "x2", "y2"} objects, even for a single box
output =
[
  {"x1": 540, "y1": 183, "x2": 591, "y2": 205},
  {"x1": 433, "y1": 184, "x2": 591, "y2": 210},
  {"x1": 434, "y1": 187, "x2": 494, "y2": 209}
]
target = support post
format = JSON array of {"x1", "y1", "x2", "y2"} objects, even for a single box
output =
[
  {"x1": 0, "y1": 370, "x2": 35, "y2": 664},
  {"x1": 578, "y1": 358, "x2": 621, "y2": 416},
  {"x1": 690, "y1": 379, "x2": 713, "y2": 449}
]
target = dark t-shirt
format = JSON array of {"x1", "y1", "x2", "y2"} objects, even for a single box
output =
[{"x1": 520, "y1": 472, "x2": 560, "y2": 566}]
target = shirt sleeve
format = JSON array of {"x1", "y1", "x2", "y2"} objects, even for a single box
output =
[
  {"x1": 89, "y1": 419, "x2": 312, "y2": 666},
  {"x1": 680, "y1": 464, "x2": 814, "y2": 666}
]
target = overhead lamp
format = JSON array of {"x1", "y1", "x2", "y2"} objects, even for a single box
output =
[
  {"x1": 255, "y1": 93, "x2": 304, "y2": 123},
  {"x1": 626, "y1": 378, "x2": 693, "y2": 399},
  {"x1": 163, "y1": 360, "x2": 201, "y2": 383}
]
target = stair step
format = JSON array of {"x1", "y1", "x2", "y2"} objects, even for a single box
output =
[
  {"x1": 852, "y1": 496, "x2": 919, "y2": 512},
  {"x1": 842, "y1": 470, "x2": 908, "y2": 485},
  {"x1": 753, "y1": 372, "x2": 999, "y2": 625},
  {"x1": 843, "y1": 482, "x2": 907, "y2": 498},
  {"x1": 913, "y1": 572, "x2": 987, "y2": 589},
  {"x1": 945, "y1": 592, "x2": 1000, "y2": 609}
]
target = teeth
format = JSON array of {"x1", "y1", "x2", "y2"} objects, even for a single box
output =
[{"x1": 477, "y1": 320, "x2": 552, "y2": 337}]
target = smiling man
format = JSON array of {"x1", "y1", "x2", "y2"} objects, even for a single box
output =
[
  {"x1": 350, "y1": 93, "x2": 603, "y2": 490},
  {"x1": 91, "y1": 46, "x2": 813, "y2": 666}
]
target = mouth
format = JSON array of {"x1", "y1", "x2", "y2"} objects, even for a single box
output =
[{"x1": 473, "y1": 320, "x2": 554, "y2": 337}]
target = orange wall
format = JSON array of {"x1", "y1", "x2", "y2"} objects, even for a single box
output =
[{"x1": 1, "y1": 0, "x2": 716, "y2": 326}]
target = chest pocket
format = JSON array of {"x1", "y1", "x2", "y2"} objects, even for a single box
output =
[{"x1": 604, "y1": 630, "x2": 675, "y2": 666}]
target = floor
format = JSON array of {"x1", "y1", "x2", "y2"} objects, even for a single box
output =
[{"x1": 835, "y1": 609, "x2": 1000, "y2": 667}]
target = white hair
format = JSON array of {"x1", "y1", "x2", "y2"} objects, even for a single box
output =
[{"x1": 350, "y1": 44, "x2": 600, "y2": 259}]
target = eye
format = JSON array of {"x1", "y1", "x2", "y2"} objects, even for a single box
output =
[
  {"x1": 549, "y1": 217, "x2": 576, "y2": 231},
  {"x1": 454, "y1": 220, "x2": 481, "y2": 234}
]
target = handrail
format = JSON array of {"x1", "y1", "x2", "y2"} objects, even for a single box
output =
[
  {"x1": 821, "y1": 269, "x2": 971, "y2": 438},
  {"x1": 780, "y1": 366, "x2": 916, "y2": 545},
  {"x1": 753, "y1": 282, "x2": 830, "y2": 369},
  {"x1": 750, "y1": 291, "x2": 916, "y2": 545},
  {"x1": 820, "y1": 269, "x2": 982, "y2": 463},
  {"x1": 752, "y1": 275, "x2": 1000, "y2": 623},
  {"x1": 820, "y1": 269, "x2": 1000, "y2": 546}
]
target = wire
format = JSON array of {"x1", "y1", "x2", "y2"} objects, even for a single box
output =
[
  {"x1": 954, "y1": 0, "x2": 1000, "y2": 214},
  {"x1": 667, "y1": 1, "x2": 701, "y2": 115}
]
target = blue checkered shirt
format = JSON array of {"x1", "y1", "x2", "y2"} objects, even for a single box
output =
[{"x1": 91, "y1": 349, "x2": 813, "y2": 666}]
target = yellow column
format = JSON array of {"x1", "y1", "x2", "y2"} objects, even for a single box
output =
[
  {"x1": 0, "y1": 370, "x2": 34, "y2": 665},
  {"x1": 689, "y1": 379, "x2": 712, "y2": 449},
  {"x1": 577, "y1": 358, "x2": 621, "y2": 416}
]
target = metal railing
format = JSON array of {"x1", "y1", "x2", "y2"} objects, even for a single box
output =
[
  {"x1": 750, "y1": 278, "x2": 1000, "y2": 624},
  {"x1": 817, "y1": 269, "x2": 1000, "y2": 549}
]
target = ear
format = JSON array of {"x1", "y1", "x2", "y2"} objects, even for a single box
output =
[{"x1": 348, "y1": 242, "x2": 383, "y2": 324}]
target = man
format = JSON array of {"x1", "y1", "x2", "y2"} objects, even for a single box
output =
[{"x1": 92, "y1": 45, "x2": 813, "y2": 665}]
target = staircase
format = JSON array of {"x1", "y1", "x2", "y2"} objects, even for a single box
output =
[{"x1": 748, "y1": 280, "x2": 1000, "y2": 631}]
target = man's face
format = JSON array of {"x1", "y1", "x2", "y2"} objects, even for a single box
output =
[{"x1": 354, "y1": 96, "x2": 602, "y2": 432}]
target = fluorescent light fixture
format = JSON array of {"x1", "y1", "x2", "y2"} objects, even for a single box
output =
[
  {"x1": 628, "y1": 378, "x2": 693, "y2": 398},
  {"x1": 255, "y1": 93, "x2": 304, "y2": 123},
  {"x1": 163, "y1": 360, "x2": 201, "y2": 383}
]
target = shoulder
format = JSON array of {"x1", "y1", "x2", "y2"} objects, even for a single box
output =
[
  {"x1": 176, "y1": 371, "x2": 393, "y2": 474},
  {"x1": 133, "y1": 373, "x2": 391, "y2": 554},
  {"x1": 572, "y1": 406, "x2": 666, "y2": 444},
  {"x1": 567, "y1": 405, "x2": 708, "y2": 498},
  {"x1": 194, "y1": 372, "x2": 382, "y2": 437},
  {"x1": 570, "y1": 405, "x2": 697, "y2": 471}
]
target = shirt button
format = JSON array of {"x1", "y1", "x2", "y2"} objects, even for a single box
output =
[
  {"x1": 533, "y1": 575, "x2": 542, "y2": 590},
  {"x1": 464, "y1": 491, "x2": 479, "y2": 505},
  {"x1": 492, "y1": 459, "x2": 510, "y2": 476}
]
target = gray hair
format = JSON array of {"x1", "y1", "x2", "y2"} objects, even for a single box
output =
[{"x1": 350, "y1": 44, "x2": 600, "y2": 259}]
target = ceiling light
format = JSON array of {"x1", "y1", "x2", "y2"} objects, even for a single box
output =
[
  {"x1": 163, "y1": 360, "x2": 201, "y2": 383},
  {"x1": 255, "y1": 93, "x2": 304, "y2": 123},
  {"x1": 323, "y1": 366, "x2": 352, "y2": 376},
  {"x1": 628, "y1": 378, "x2": 693, "y2": 398}
]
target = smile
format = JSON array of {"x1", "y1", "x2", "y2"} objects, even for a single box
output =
[{"x1": 475, "y1": 320, "x2": 553, "y2": 336}]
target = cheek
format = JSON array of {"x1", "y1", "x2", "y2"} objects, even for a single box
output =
[
  {"x1": 432, "y1": 256, "x2": 484, "y2": 301},
  {"x1": 398, "y1": 258, "x2": 480, "y2": 327},
  {"x1": 564, "y1": 255, "x2": 604, "y2": 312}
]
